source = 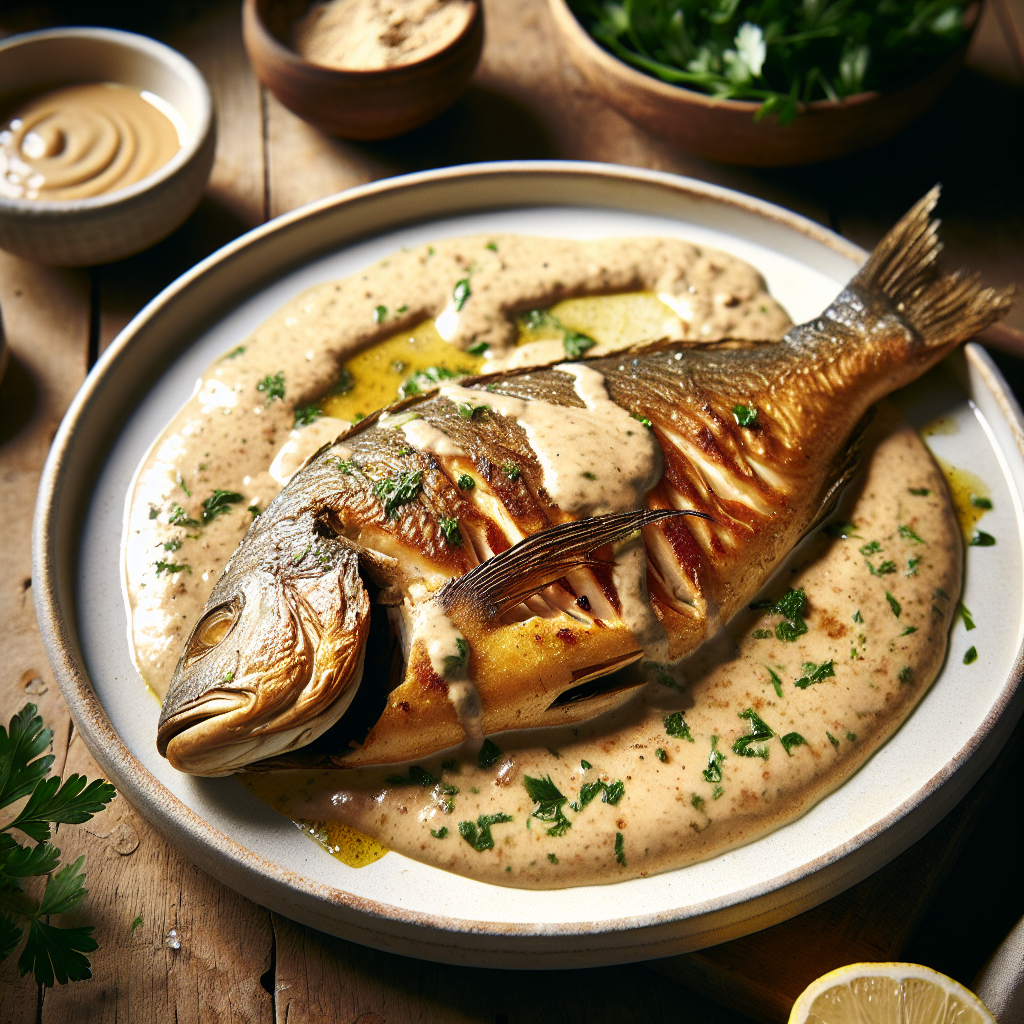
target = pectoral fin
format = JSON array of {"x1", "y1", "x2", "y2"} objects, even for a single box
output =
[{"x1": 438, "y1": 509, "x2": 711, "y2": 620}]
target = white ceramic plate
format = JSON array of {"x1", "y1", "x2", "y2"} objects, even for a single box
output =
[{"x1": 34, "y1": 163, "x2": 1024, "y2": 967}]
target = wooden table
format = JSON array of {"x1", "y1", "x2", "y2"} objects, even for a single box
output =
[{"x1": 1, "y1": 2, "x2": 1022, "y2": 1021}]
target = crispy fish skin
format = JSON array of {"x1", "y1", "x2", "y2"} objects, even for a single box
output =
[{"x1": 158, "y1": 189, "x2": 1013, "y2": 775}]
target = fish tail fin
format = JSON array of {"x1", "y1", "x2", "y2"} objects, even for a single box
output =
[{"x1": 852, "y1": 186, "x2": 1014, "y2": 347}]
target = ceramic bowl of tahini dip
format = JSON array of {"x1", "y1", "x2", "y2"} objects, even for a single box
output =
[
  {"x1": 0, "y1": 28, "x2": 215, "y2": 266},
  {"x1": 243, "y1": 0, "x2": 484, "y2": 140}
]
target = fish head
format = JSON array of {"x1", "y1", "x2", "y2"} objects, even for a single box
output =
[{"x1": 157, "y1": 542, "x2": 370, "y2": 776}]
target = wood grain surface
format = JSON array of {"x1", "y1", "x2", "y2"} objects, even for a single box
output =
[{"x1": 0, "y1": 1, "x2": 1021, "y2": 1021}]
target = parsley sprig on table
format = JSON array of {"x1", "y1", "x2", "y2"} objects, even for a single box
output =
[
  {"x1": 0, "y1": 704, "x2": 116, "y2": 985},
  {"x1": 568, "y1": 0, "x2": 971, "y2": 123}
]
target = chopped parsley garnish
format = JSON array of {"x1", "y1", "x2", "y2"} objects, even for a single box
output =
[
  {"x1": 384, "y1": 765, "x2": 458, "y2": 797},
  {"x1": 452, "y1": 278, "x2": 471, "y2": 312},
  {"x1": 859, "y1": 541, "x2": 882, "y2": 556},
  {"x1": 732, "y1": 708, "x2": 774, "y2": 759},
  {"x1": 335, "y1": 457, "x2": 357, "y2": 474},
  {"x1": 477, "y1": 739, "x2": 502, "y2": 770},
  {"x1": 201, "y1": 490, "x2": 245, "y2": 524},
  {"x1": 712, "y1": 785, "x2": 724, "y2": 800},
  {"x1": 329, "y1": 369, "x2": 354, "y2": 396},
  {"x1": 502, "y1": 463, "x2": 521, "y2": 481},
  {"x1": 442, "y1": 637, "x2": 470, "y2": 676},
  {"x1": 0, "y1": 703, "x2": 117, "y2": 986},
  {"x1": 732, "y1": 404, "x2": 758, "y2": 427},
  {"x1": 964, "y1": 646, "x2": 978, "y2": 664},
  {"x1": 823, "y1": 520, "x2": 858, "y2": 539},
  {"x1": 691, "y1": 793, "x2": 705, "y2": 812},
  {"x1": 457, "y1": 401, "x2": 487, "y2": 420},
  {"x1": 563, "y1": 329, "x2": 596, "y2": 359},
  {"x1": 373, "y1": 304, "x2": 387, "y2": 323},
  {"x1": 900, "y1": 625, "x2": 918, "y2": 636},
  {"x1": 793, "y1": 660, "x2": 835, "y2": 689},
  {"x1": 898, "y1": 525, "x2": 925, "y2": 545},
  {"x1": 293, "y1": 404, "x2": 322, "y2": 427},
  {"x1": 908, "y1": 487, "x2": 930, "y2": 496},
  {"x1": 969, "y1": 494, "x2": 992, "y2": 509},
  {"x1": 826, "y1": 731, "x2": 840, "y2": 750},
  {"x1": 457, "y1": 473, "x2": 475, "y2": 490},
  {"x1": 664, "y1": 711, "x2": 694, "y2": 742},
  {"x1": 906, "y1": 557, "x2": 921, "y2": 576},
  {"x1": 248, "y1": 505, "x2": 261, "y2": 517},
  {"x1": 959, "y1": 603, "x2": 976, "y2": 630},
  {"x1": 702, "y1": 737, "x2": 725, "y2": 784},
  {"x1": 971, "y1": 530, "x2": 996, "y2": 547},
  {"x1": 256, "y1": 372, "x2": 285, "y2": 403},
  {"x1": 396, "y1": 304, "x2": 409, "y2": 314},
  {"x1": 846, "y1": 731, "x2": 857, "y2": 742},
  {"x1": 225, "y1": 345, "x2": 246, "y2": 359},
  {"x1": 430, "y1": 827, "x2": 449, "y2": 839},
  {"x1": 458, "y1": 813, "x2": 513, "y2": 852},
  {"x1": 898, "y1": 666, "x2": 914, "y2": 684},
  {"x1": 751, "y1": 587, "x2": 808, "y2": 642},
  {"x1": 154, "y1": 561, "x2": 189, "y2": 576},
  {"x1": 571, "y1": 778, "x2": 625, "y2": 812},
  {"x1": 614, "y1": 832, "x2": 626, "y2": 866},
  {"x1": 523, "y1": 775, "x2": 572, "y2": 836},
  {"x1": 580, "y1": 759, "x2": 592, "y2": 770},
  {"x1": 765, "y1": 666, "x2": 784, "y2": 697},
  {"x1": 633, "y1": 413, "x2": 653, "y2": 429},
  {"x1": 853, "y1": 610, "x2": 863, "y2": 623},
  {"x1": 582, "y1": 471, "x2": 597, "y2": 481},
  {"x1": 163, "y1": 538, "x2": 182, "y2": 552},
  {"x1": 398, "y1": 365, "x2": 465, "y2": 399},
  {"x1": 176, "y1": 472, "x2": 191, "y2": 497},
  {"x1": 439, "y1": 516, "x2": 462, "y2": 546},
  {"x1": 752, "y1": 628, "x2": 773, "y2": 640},
  {"x1": 168, "y1": 503, "x2": 199, "y2": 528},
  {"x1": 780, "y1": 732, "x2": 806, "y2": 756},
  {"x1": 485, "y1": 241, "x2": 498, "y2": 252},
  {"x1": 467, "y1": 340, "x2": 489, "y2": 355},
  {"x1": 655, "y1": 748, "x2": 667, "y2": 762},
  {"x1": 885, "y1": 590, "x2": 902, "y2": 617},
  {"x1": 148, "y1": 505, "x2": 159, "y2": 520},
  {"x1": 548, "y1": 852, "x2": 558, "y2": 864},
  {"x1": 373, "y1": 470, "x2": 423, "y2": 517},
  {"x1": 869, "y1": 560, "x2": 898, "y2": 577}
]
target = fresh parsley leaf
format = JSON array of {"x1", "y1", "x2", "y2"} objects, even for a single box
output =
[
  {"x1": 765, "y1": 666, "x2": 784, "y2": 697},
  {"x1": 601, "y1": 780, "x2": 625, "y2": 805},
  {"x1": 898, "y1": 525, "x2": 925, "y2": 545},
  {"x1": 614, "y1": 832, "x2": 626, "y2": 866},
  {"x1": 201, "y1": 490, "x2": 244, "y2": 524},
  {"x1": 0, "y1": 915, "x2": 21, "y2": 961},
  {"x1": 780, "y1": 732, "x2": 806, "y2": 756},
  {"x1": 524, "y1": 775, "x2": 572, "y2": 836},
  {"x1": 438, "y1": 516, "x2": 462, "y2": 546},
  {"x1": 8, "y1": 775, "x2": 118, "y2": 844},
  {"x1": 373, "y1": 470, "x2": 423, "y2": 517},
  {"x1": 826, "y1": 731, "x2": 840, "y2": 750},
  {"x1": 453, "y1": 279, "x2": 471, "y2": 312},
  {"x1": 19, "y1": 917, "x2": 97, "y2": 986},
  {"x1": 732, "y1": 708, "x2": 774, "y2": 759},
  {"x1": 885, "y1": 591, "x2": 902, "y2": 618},
  {"x1": 38, "y1": 854, "x2": 90, "y2": 917},
  {"x1": 664, "y1": 712, "x2": 694, "y2": 742},
  {"x1": 458, "y1": 813, "x2": 512, "y2": 852},
  {"x1": 0, "y1": 840, "x2": 61, "y2": 878},
  {"x1": 477, "y1": 739, "x2": 502, "y2": 770},
  {"x1": 256, "y1": 372, "x2": 285, "y2": 403},
  {"x1": 168, "y1": 503, "x2": 199, "y2": 528},
  {"x1": 457, "y1": 401, "x2": 487, "y2": 420},
  {"x1": 293, "y1": 404, "x2": 322, "y2": 427},
  {"x1": 900, "y1": 625, "x2": 918, "y2": 636},
  {"x1": 0, "y1": 705, "x2": 54, "y2": 807},
  {"x1": 732, "y1": 404, "x2": 757, "y2": 427},
  {"x1": 751, "y1": 588, "x2": 808, "y2": 642},
  {"x1": 430, "y1": 827, "x2": 449, "y2": 839},
  {"x1": 793, "y1": 660, "x2": 835, "y2": 690},
  {"x1": 702, "y1": 737, "x2": 725, "y2": 784}
]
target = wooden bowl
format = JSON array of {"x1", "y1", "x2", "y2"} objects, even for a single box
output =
[
  {"x1": 549, "y1": 0, "x2": 976, "y2": 167},
  {"x1": 0, "y1": 28, "x2": 215, "y2": 266},
  {"x1": 242, "y1": 0, "x2": 484, "y2": 141}
]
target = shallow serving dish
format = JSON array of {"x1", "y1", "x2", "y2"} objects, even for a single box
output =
[
  {"x1": 548, "y1": 0, "x2": 977, "y2": 167},
  {"x1": 0, "y1": 27, "x2": 215, "y2": 266},
  {"x1": 243, "y1": 0, "x2": 484, "y2": 140},
  {"x1": 34, "y1": 162, "x2": 1024, "y2": 966}
]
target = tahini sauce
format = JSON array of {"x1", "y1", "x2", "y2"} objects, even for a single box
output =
[{"x1": 0, "y1": 83, "x2": 183, "y2": 201}]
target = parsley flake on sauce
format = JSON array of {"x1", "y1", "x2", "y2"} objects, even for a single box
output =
[
  {"x1": 898, "y1": 525, "x2": 925, "y2": 545},
  {"x1": 885, "y1": 590, "x2": 902, "y2": 617},
  {"x1": 256, "y1": 372, "x2": 285, "y2": 403},
  {"x1": 614, "y1": 832, "x2": 626, "y2": 867},
  {"x1": 373, "y1": 304, "x2": 387, "y2": 323},
  {"x1": 655, "y1": 748, "x2": 667, "y2": 762},
  {"x1": 780, "y1": 732, "x2": 806, "y2": 756},
  {"x1": 826, "y1": 731, "x2": 840, "y2": 750},
  {"x1": 859, "y1": 540, "x2": 882, "y2": 556},
  {"x1": 293, "y1": 404, "x2": 322, "y2": 427},
  {"x1": 201, "y1": 490, "x2": 245, "y2": 524},
  {"x1": 452, "y1": 278, "x2": 471, "y2": 312},
  {"x1": 869, "y1": 560, "x2": 898, "y2": 577},
  {"x1": 765, "y1": 666, "x2": 784, "y2": 697},
  {"x1": 793, "y1": 660, "x2": 835, "y2": 690},
  {"x1": 477, "y1": 739, "x2": 502, "y2": 770},
  {"x1": 752, "y1": 628, "x2": 773, "y2": 640},
  {"x1": 908, "y1": 487, "x2": 930, "y2": 496},
  {"x1": 898, "y1": 666, "x2": 914, "y2": 684},
  {"x1": 732, "y1": 708, "x2": 774, "y2": 759},
  {"x1": 458, "y1": 813, "x2": 513, "y2": 852},
  {"x1": 373, "y1": 470, "x2": 423, "y2": 517},
  {"x1": 691, "y1": 793, "x2": 706, "y2": 812},
  {"x1": 702, "y1": 737, "x2": 725, "y2": 784},
  {"x1": 750, "y1": 587, "x2": 808, "y2": 642},
  {"x1": 154, "y1": 561, "x2": 189, "y2": 576},
  {"x1": 457, "y1": 473, "x2": 475, "y2": 490},
  {"x1": 442, "y1": 638, "x2": 470, "y2": 676},
  {"x1": 523, "y1": 775, "x2": 572, "y2": 837},
  {"x1": 430, "y1": 827, "x2": 449, "y2": 839},
  {"x1": 732, "y1": 404, "x2": 758, "y2": 427},
  {"x1": 438, "y1": 516, "x2": 462, "y2": 546},
  {"x1": 664, "y1": 711, "x2": 695, "y2": 743},
  {"x1": 168, "y1": 503, "x2": 199, "y2": 528},
  {"x1": 563, "y1": 329, "x2": 596, "y2": 359}
]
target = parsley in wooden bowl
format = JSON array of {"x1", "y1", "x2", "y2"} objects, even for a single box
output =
[{"x1": 549, "y1": 0, "x2": 979, "y2": 165}]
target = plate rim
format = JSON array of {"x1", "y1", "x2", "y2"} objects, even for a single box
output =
[{"x1": 31, "y1": 160, "x2": 1024, "y2": 962}]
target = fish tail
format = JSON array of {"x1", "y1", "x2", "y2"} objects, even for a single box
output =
[{"x1": 851, "y1": 186, "x2": 1013, "y2": 347}]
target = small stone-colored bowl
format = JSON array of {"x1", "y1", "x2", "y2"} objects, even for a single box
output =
[
  {"x1": 243, "y1": 0, "x2": 484, "y2": 140},
  {"x1": 0, "y1": 28, "x2": 216, "y2": 266},
  {"x1": 549, "y1": 0, "x2": 977, "y2": 167}
]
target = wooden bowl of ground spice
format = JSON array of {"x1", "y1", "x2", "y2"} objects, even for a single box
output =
[{"x1": 243, "y1": 0, "x2": 483, "y2": 140}]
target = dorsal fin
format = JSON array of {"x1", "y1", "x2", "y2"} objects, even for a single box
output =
[{"x1": 437, "y1": 508, "x2": 711, "y2": 620}]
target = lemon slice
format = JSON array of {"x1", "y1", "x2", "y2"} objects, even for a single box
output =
[{"x1": 789, "y1": 963, "x2": 995, "y2": 1024}]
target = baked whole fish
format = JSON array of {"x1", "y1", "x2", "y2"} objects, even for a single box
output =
[{"x1": 157, "y1": 190, "x2": 1012, "y2": 776}]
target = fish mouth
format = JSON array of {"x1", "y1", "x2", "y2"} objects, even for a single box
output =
[{"x1": 157, "y1": 689, "x2": 263, "y2": 776}]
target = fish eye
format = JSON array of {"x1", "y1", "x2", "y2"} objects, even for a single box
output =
[{"x1": 186, "y1": 598, "x2": 243, "y2": 662}]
